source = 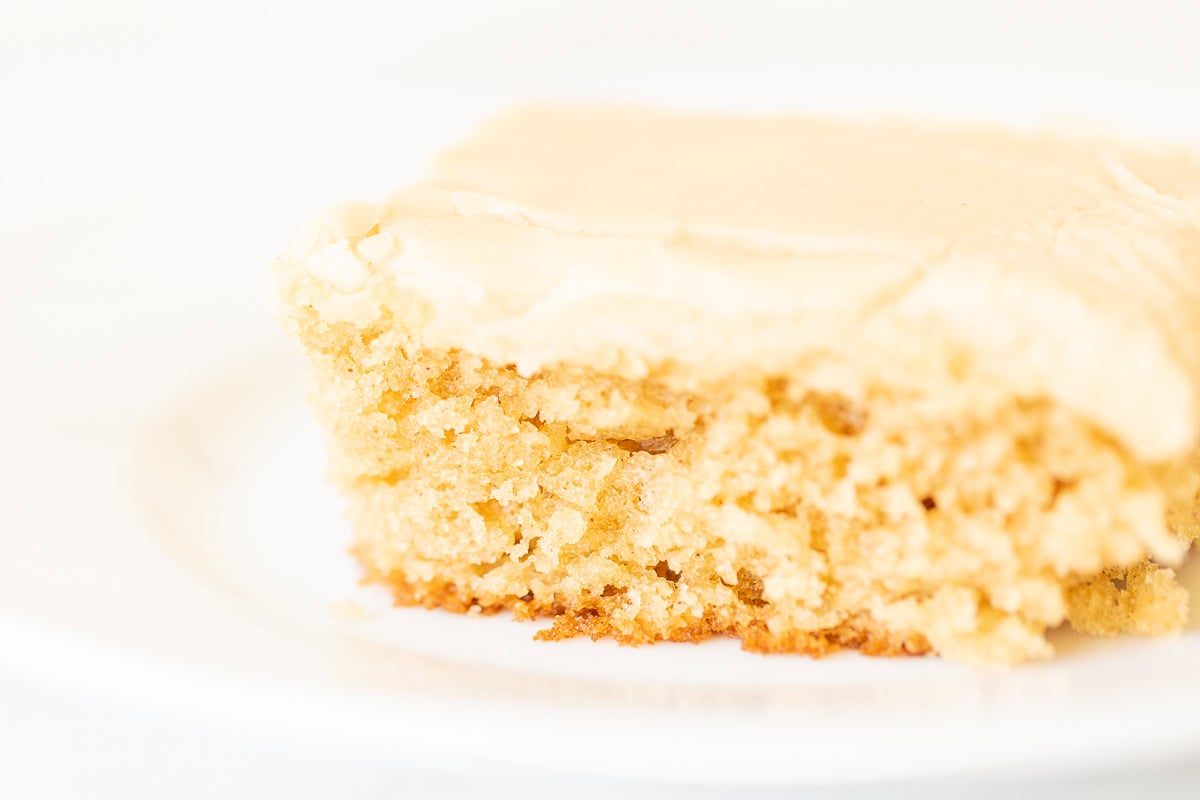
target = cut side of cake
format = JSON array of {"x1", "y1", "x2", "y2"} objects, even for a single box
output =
[{"x1": 275, "y1": 106, "x2": 1200, "y2": 664}]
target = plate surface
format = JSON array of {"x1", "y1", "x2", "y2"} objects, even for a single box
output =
[{"x1": 4, "y1": 0, "x2": 1200, "y2": 786}]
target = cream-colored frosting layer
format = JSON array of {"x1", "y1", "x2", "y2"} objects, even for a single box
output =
[{"x1": 290, "y1": 106, "x2": 1200, "y2": 460}]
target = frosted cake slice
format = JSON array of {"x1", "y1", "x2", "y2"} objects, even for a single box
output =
[{"x1": 275, "y1": 106, "x2": 1200, "y2": 663}]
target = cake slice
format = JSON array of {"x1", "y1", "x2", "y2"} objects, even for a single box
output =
[{"x1": 275, "y1": 106, "x2": 1200, "y2": 663}]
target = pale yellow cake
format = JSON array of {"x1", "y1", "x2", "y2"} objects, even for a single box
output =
[{"x1": 275, "y1": 106, "x2": 1200, "y2": 664}]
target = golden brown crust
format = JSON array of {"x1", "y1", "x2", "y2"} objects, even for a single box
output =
[
  {"x1": 365, "y1": 567, "x2": 932, "y2": 659},
  {"x1": 1065, "y1": 562, "x2": 1191, "y2": 638}
]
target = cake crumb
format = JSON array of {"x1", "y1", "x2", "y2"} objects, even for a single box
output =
[{"x1": 330, "y1": 599, "x2": 369, "y2": 621}]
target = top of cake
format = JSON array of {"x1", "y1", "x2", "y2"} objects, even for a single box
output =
[{"x1": 284, "y1": 106, "x2": 1200, "y2": 460}]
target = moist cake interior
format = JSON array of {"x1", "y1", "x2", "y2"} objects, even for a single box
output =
[{"x1": 290, "y1": 303, "x2": 1198, "y2": 664}]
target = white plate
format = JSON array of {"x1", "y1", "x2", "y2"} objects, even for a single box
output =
[{"x1": 4, "y1": 0, "x2": 1200, "y2": 787}]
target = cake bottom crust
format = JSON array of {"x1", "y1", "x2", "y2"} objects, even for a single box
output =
[
  {"x1": 361, "y1": 567, "x2": 936, "y2": 658},
  {"x1": 361, "y1": 561, "x2": 1194, "y2": 662}
]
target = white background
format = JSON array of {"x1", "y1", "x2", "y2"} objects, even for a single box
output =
[{"x1": 4, "y1": 1, "x2": 1200, "y2": 797}]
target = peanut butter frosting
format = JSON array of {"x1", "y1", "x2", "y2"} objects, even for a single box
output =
[{"x1": 286, "y1": 106, "x2": 1200, "y2": 460}]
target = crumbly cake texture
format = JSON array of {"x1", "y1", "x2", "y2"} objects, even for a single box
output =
[{"x1": 276, "y1": 107, "x2": 1200, "y2": 664}]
